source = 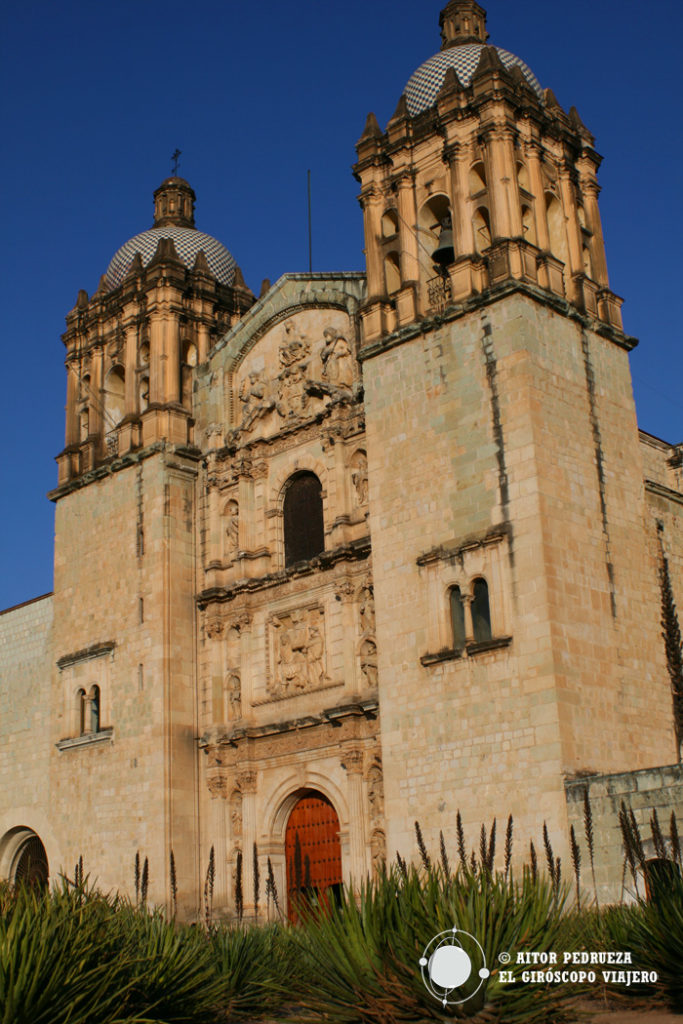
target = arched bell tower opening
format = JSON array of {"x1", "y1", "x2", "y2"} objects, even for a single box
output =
[{"x1": 284, "y1": 790, "x2": 342, "y2": 921}]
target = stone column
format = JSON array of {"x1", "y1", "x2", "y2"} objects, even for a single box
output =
[
  {"x1": 525, "y1": 142, "x2": 550, "y2": 251},
  {"x1": 396, "y1": 173, "x2": 419, "y2": 282},
  {"x1": 483, "y1": 127, "x2": 512, "y2": 240},
  {"x1": 64, "y1": 358, "x2": 79, "y2": 447},
  {"x1": 165, "y1": 312, "x2": 181, "y2": 404},
  {"x1": 123, "y1": 320, "x2": 138, "y2": 416},
  {"x1": 361, "y1": 188, "x2": 385, "y2": 299},
  {"x1": 90, "y1": 345, "x2": 104, "y2": 441},
  {"x1": 197, "y1": 321, "x2": 210, "y2": 365},
  {"x1": 335, "y1": 580, "x2": 358, "y2": 689},
  {"x1": 582, "y1": 180, "x2": 609, "y2": 287},
  {"x1": 238, "y1": 768, "x2": 258, "y2": 918},
  {"x1": 149, "y1": 311, "x2": 164, "y2": 405},
  {"x1": 342, "y1": 745, "x2": 367, "y2": 881},
  {"x1": 446, "y1": 143, "x2": 475, "y2": 256},
  {"x1": 237, "y1": 457, "x2": 255, "y2": 556},
  {"x1": 502, "y1": 132, "x2": 523, "y2": 237},
  {"x1": 558, "y1": 161, "x2": 583, "y2": 279}
]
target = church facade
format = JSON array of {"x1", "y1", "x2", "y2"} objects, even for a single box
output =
[{"x1": 1, "y1": 0, "x2": 682, "y2": 917}]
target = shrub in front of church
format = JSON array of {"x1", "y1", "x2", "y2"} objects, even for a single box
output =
[
  {"x1": 112, "y1": 903, "x2": 223, "y2": 1023},
  {"x1": 0, "y1": 879, "x2": 132, "y2": 1024},
  {"x1": 0, "y1": 880, "x2": 225, "y2": 1024},
  {"x1": 288, "y1": 862, "x2": 578, "y2": 1023},
  {"x1": 626, "y1": 871, "x2": 683, "y2": 1012},
  {"x1": 208, "y1": 921, "x2": 296, "y2": 1019}
]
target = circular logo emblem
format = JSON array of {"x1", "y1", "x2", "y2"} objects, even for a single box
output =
[{"x1": 419, "y1": 926, "x2": 490, "y2": 1007}]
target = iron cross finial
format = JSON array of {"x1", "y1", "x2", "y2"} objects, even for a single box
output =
[{"x1": 171, "y1": 148, "x2": 181, "y2": 176}]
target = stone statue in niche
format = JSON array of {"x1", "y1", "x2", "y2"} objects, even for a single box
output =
[
  {"x1": 360, "y1": 637, "x2": 378, "y2": 689},
  {"x1": 320, "y1": 328, "x2": 354, "y2": 389},
  {"x1": 224, "y1": 500, "x2": 239, "y2": 555},
  {"x1": 359, "y1": 584, "x2": 375, "y2": 635},
  {"x1": 227, "y1": 673, "x2": 241, "y2": 720},
  {"x1": 367, "y1": 762, "x2": 384, "y2": 822},
  {"x1": 351, "y1": 451, "x2": 369, "y2": 506},
  {"x1": 230, "y1": 790, "x2": 242, "y2": 836},
  {"x1": 270, "y1": 606, "x2": 329, "y2": 697},
  {"x1": 238, "y1": 371, "x2": 276, "y2": 431},
  {"x1": 370, "y1": 828, "x2": 386, "y2": 873}
]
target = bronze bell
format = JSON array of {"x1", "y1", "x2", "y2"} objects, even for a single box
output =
[{"x1": 432, "y1": 214, "x2": 455, "y2": 267}]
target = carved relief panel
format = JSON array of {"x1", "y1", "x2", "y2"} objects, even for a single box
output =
[
  {"x1": 231, "y1": 310, "x2": 358, "y2": 441},
  {"x1": 265, "y1": 603, "x2": 330, "y2": 699}
]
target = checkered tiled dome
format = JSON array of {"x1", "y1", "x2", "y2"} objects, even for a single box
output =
[
  {"x1": 105, "y1": 226, "x2": 237, "y2": 290},
  {"x1": 404, "y1": 44, "x2": 542, "y2": 116}
]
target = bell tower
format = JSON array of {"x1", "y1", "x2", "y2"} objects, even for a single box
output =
[
  {"x1": 48, "y1": 180, "x2": 254, "y2": 915},
  {"x1": 56, "y1": 177, "x2": 253, "y2": 487},
  {"x1": 355, "y1": 3, "x2": 676, "y2": 864},
  {"x1": 354, "y1": 0, "x2": 622, "y2": 345}
]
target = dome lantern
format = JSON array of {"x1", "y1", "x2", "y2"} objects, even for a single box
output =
[
  {"x1": 153, "y1": 176, "x2": 196, "y2": 228},
  {"x1": 439, "y1": 0, "x2": 488, "y2": 49}
]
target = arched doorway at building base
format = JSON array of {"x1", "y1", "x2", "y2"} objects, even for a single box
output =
[
  {"x1": 0, "y1": 827, "x2": 49, "y2": 887},
  {"x1": 284, "y1": 790, "x2": 342, "y2": 922}
]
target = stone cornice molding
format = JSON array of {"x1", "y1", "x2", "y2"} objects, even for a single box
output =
[{"x1": 57, "y1": 640, "x2": 115, "y2": 670}]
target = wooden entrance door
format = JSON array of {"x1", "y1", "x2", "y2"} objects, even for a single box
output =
[{"x1": 285, "y1": 791, "x2": 342, "y2": 921}]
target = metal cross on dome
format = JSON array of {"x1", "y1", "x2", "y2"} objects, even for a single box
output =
[{"x1": 171, "y1": 149, "x2": 181, "y2": 176}]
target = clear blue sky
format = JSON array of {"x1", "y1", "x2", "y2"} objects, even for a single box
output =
[{"x1": 1, "y1": 0, "x2": 681, "y2": 611}]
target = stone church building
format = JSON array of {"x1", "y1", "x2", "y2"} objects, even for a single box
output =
[{"x1": 1, "y1": 1, "x2": 681, "y2": 916}]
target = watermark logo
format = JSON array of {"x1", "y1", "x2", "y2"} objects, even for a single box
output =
[{"x1": 419, "y1": 926, "x2": 490, "y2": 1007}]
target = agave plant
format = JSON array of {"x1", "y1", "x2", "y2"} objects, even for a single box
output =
[
  {"x1": 289, "y1": 862, "x2": 579, "y2": 1023},
  {"x1": 209, "y1": 921, "x2": 296, "y2": 1019},
  {"x1": 112, "y1": 904, "x2": 222, "y2": 1023},
  {"x1": 0, "y1": 879, "x2": 132, "y2": 1024}
]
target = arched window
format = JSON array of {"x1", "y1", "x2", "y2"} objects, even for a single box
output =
[
  {"x1": 473, "y1": 206, "x2": 492, "y2": 253},
  {"x1": 181, "y1": 340, "x2": 197, "y2": 407},
  {"x1": 419, "y1": 194, "x2": 453, "y2": 269},
  {"x1": 545, "y1": 193, "x2": 569, "y2": 267},
  {"x1": 89, "y1": 685, "x2": 101, "y2": 733},
  {"x1": 516, "y1": 161, "x2": 530, "y2": 193},
  {"x1": 381, "y1": 209, "x2": 399, "y2": 238},
  {"x1": 384, "y1": 251, "x2": 401, "y2": 294},
  {"x1": 283, "y1": 472, "x2": 324, "y2": 567},
  {"x1": 77, "y1": 688, "x2": 87, "y2": 735},
  {"x1": 521, "y1": 204, "x2": 537, "y2": 246},
  {"x1": 469, "y1": 161, "x2": 487, "y2": 195},
  {"x1": 449, "y1": 586, "x2": 466, "y2": 650},
  {"x1": 103, "y1": 366, "x2": 125, "y2": 429},
  {"x1": 471, "y1": 579, "x2": 492, "y2": 643}
]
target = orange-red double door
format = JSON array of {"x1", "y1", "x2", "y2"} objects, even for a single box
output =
[{"x1": 285, "y1": 791, "x2": 342, "y2": 921}]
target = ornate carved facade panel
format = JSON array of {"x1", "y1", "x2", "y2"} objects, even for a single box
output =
[
  {"x1": 229, "y1": 309, "x2": 358, "y2": 441},
  {"x1": 266, "y1": 603, "x2": 330, "y2": 699}
]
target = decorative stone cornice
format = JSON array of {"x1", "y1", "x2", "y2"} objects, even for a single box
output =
[{"x1": 57, "y1": 641, "x2": 115, "y2": 670}]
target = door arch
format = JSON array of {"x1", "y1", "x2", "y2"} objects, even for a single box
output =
[
  {"x1": 1, "y1": 828, "x2": 49, "y2": 888},
  {"x1": 284, "y1": 790, "x2": 342, "y2": 921}
]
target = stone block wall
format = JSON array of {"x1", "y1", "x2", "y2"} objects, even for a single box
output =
[
  {"x1": 565, "y1": 765, "x2": 683, "y2": 903},
  {"x1": 0, "y1": 595, "x2": 57, "y2": 874}
]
